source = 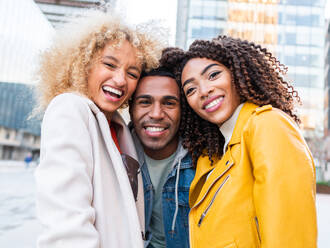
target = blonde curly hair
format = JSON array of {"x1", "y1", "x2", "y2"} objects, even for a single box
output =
[{"x1": 36, "y1": 9, "x2": 165, "y2": 111}]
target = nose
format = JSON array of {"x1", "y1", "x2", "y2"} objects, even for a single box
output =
[
  {"x1": 199, "y1": 80, "x2": 214, "y2": 98},
  {"x1": 112, "y1": 69, "x2": 126, "y2": 87},
  {"x1": 149, "y1": 102, "x2": 164, "y2": 120}
]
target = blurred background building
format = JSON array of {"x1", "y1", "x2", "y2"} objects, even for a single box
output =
[
  {"x1": 325, "y1": 20, "x2": 330, "y2": 135},
  {"x1": 0, "y1": 0, "x2": 109, "y2": 160},
  {"x1": 176, "y1": 0, "x2": 326, "y2": 134},
  {"x1": 0, "y1": 0, "x2": 53, "y2": 160},
  {"x1": 35, "y1": 0, "x2": 102, "y2": 28},
  {"x1": 175, "y1": 0, "x2": 329, "y2": 179},
  {"x1": 0, "y1": 83, "x2": 40, "y2": 160}
]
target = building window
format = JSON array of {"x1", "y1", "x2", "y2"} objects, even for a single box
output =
[
  {"x1": 2, "y1": 146, "x2": 13, "y2": 160},
  {"x1": 191, "y1": 27, "x2": 223, "y2": 39}
]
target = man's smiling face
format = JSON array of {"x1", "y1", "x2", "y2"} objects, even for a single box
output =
[{"x1": 130, "y1": 75, "x2": 180, "y2": 159}]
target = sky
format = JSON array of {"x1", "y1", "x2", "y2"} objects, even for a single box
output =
[{"x1": 118, "y1": 0, "x2": 177, "y2": 45}]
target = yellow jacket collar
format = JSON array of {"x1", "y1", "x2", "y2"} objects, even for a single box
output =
[
  {"x1": 189, "y1": 102, "x2": 261, "y2": 207},
  {"x1": 228, "y1": 102, "x2": 259, "y2": 146}
]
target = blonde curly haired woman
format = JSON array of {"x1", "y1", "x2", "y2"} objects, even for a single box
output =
[{"x1": 35, "y1": 10, "x2": 164, "y2": 248}]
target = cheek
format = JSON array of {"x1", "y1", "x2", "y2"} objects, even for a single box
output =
[
  {"x1": 87, "y1": 79, "x2": 96, "y2": 96},
  {"x1": 127, "y1": 81, "x2": 138, "y2": 96},
  {"x1": 170, "y1": 110, "x2": 181, "y2": 124},
  {"x1": 231, "y1": 86, "x2": 240, "y2": 105},
  {"x1": 186, "y1": 97, "x2": 198, "y2": 111},
  {"x1": 87, "y1": 68, "x2": 102, "y2": 93}
]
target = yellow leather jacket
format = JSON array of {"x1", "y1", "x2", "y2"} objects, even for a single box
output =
[{"x1": 189, "y1": 102, "x2": 317, "y2": 248}]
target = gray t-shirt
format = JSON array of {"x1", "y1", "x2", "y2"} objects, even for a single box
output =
[{"x1": 145, "y1": 152, "x2": 177, "y2": 248}]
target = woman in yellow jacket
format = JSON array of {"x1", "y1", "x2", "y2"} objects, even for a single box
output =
[{"x1": 161, "y1": 36, "x2": 317, "y2": 247}]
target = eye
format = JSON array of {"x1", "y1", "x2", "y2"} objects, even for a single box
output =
[
  {"x1": 164, "y1": 101, "x2": 177, "y2": 106},
  {"x1": 138, "y1": 99, "x2": 151, "y2": 105},
  {"x1": 185, "y1": 87, "x2": 196, "y2": 96},
  {"x1": 128, "y1": 72, "x2": 139, "y2": 79},
  {"x1": 209, "y1": 71, "x2": 221, "y2": 80},
  {"x1": 104, "y1": 62, "x2": 116, "y2": 69}
]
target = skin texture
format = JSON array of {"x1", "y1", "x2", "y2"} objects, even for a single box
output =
[
  {"x1": 88, "y1": 40, "x2": 142, "y2": 120},
  {"x1": 130, "y1": 76, "x2": 180, "y2": 160},
  {"x1": 181, "y1": 58, "x2": 240, "y2": 127}
]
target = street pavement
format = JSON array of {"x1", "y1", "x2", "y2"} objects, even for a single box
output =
[{"x1": 0, "y1": 161, "x2": 329, "y2": 248}]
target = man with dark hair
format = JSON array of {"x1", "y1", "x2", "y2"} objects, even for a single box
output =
[{"x1": 129, "y1": 67, "x2": 194, "y2": 248}]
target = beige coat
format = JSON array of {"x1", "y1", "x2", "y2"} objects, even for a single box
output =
[{"x1": 35, "y1": 93, "x2": 144, "y2": 248}]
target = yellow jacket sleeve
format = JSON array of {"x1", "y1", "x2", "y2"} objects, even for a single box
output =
[{"x1": 246, "y1": 109, "x2": 317, "y2": 248}]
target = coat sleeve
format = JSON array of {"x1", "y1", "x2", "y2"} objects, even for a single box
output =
[
  {"x1": 35, "y1": 94, "x2": 99, "y2": 248},
  {"x1": 246, "y1": 109, "x2": 317, "y2": 248}
]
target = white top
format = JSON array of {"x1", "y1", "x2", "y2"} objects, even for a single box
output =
[
  {"x1": 207, "y1": 103, "x2": 245, "y2": 180},
  {"x1": 219, "y1": 103, "x2": 245, "y2": 154}
]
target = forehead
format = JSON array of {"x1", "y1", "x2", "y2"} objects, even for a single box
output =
[
  {"x1": 101, "y1": 40, "x2": 142, "y2": 66},
  {"x1": 183, "y1": 57, "x2": 225, "y2": 73},
  {"x1": 135, "y1": 76, "x2": 179, "y2": 98}
]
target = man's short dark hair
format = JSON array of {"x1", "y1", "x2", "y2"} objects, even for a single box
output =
[{"x1": 139, "y1": 67, "x2": 175, "y2": 80}]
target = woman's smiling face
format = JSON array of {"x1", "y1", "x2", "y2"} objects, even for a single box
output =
[
  {"x1": 181, "y1": 57, "x2": 241, "y2": 127},
  {"x1": 87, "y1": 40, "x2": 141, "y2": 120}
]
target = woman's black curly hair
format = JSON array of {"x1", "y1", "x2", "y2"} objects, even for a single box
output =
[{"x1": 160, "y1": 35, "x2": 300, "y2": 166}]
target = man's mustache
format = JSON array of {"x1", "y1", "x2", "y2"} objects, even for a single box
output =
[{"x1": 141, "y1": 120, "x2": 170, "y2": 128}]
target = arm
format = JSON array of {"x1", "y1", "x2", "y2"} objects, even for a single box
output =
[
  {"x1": 246, "y1": 109, "x2": 317, "y2": 248},
  {"x1": 35, "y1": 94, "x2": 99, "y2": 248}
]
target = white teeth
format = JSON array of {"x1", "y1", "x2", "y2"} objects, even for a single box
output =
[
  {"x1": 102, "y1": 86, "x2": 122, "y2": 97},
  {"x1": 146, "y1": 127, "x2": 165, "y2": 132},
  {"x1": 205, "y1": 97, "x2": 223, "y2": 109}
]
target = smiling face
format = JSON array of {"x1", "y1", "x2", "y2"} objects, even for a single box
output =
[
  {"x1": 181, "y1": 57, "x2": 240, "y2": 127},
  {"x1": 130, "y1": 75, "x2": 180, "y2": 160},
  {"x1": 87, "y1": 40, "x2": 142, "y2": 120}
]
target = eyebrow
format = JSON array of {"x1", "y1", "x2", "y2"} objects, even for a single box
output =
[
  {"x1": 103, "y1": 55, "x2": 141, "y2": 74},
  {"x1": 182, "y1": 63, "x2": 219, "y2": 88},
  {"x1": 164, "y1": 96, "x2": 179, "y2": 102},
  {"x1": 135, "y1": 95, "x2": 152, "y2": 100},
  {"x1": 201, "y1": 63, "x2": 218, "y2": 75}
]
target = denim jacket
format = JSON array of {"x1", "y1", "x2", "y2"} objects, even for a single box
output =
[{"x1": 130, "y1": 128, "x2": 195, "y2": 248}]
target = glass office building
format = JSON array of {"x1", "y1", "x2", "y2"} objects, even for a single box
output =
[
  {"x1": 35, "y1": 0, "x2": 103, "y2": 28},
  {"x1": 176, "y1": 0, "x2": 327, "y2": 133},
  {"x1": 325, "y1": 20, "x2": 330, "y2": 135}
]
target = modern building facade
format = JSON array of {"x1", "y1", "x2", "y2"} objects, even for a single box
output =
[
  {"x1": 325, "y1": 20, "x2": 330, "y2": 135},
  {"x1": 0, "y1": 83, "x2": 40, "y2": 160},
  {"x1": 324, "y1": 20, "x2": 330, "y2": 180},
  {"x1": 0, "y1": 0, "x2": 53, "y2": 161},
  {"x1": 1, "y1": 1, "x2": 119, "y2": 161},
  {"x1": 176, "y1": 0, "x2": 326, "y2": 134},
  {"x1": 35, "y1": 0, "x2": 102, "y2": 28}
]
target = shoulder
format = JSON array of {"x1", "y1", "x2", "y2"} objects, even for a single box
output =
[
  {"x1": 48, "y1": 93, "x2": 90, "y2": 111},
  {"x1": 44, "y1": 93, "x2": 92, "y2": 124},
  {"x1": 46, "y1": 93, "x2": 92, "y2": 115},
  {"x1": 244, "y1": 105, "x2": 302, "y2": 141},
  {"x1": 249, "y1": 105, "x2": 298, "y2": 129}
]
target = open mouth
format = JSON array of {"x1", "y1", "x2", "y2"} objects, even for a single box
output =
[
  {"x1": 102, "y1": 85, "x2": 123, "y2": 99},
  {"x1": 204, "y1": 96, "x2": 224, "y2": 110},
  {"x1": 145, "y1": 126, "x2": 166, "y2": 132}
]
